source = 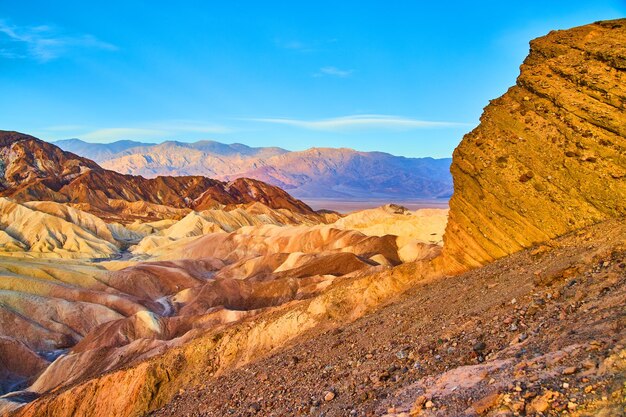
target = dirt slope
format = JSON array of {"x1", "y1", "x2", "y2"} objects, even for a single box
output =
[{"x1": 151, "y1": 219, "x2": 626, "y2": 417}]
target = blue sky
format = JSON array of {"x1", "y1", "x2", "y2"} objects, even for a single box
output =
[{"x1": 0, "y1": 1, "x2": 624, "y2": 158}]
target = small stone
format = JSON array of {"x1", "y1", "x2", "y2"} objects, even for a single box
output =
[
  {"x1": 396, "y1": 350, "x2": 408, "y2": 360},
  {"x1": 562, "y1": 366, "x2": 577, "y2": 375},
  {"x1": 562, "y1": 382, "x2": 570, "y2": 388},
  {"x1": 528, "y1": 391, "x2": 554, "y2": 414},
  {"x1": 413, "y1": 395, "x2": 427, "y2": 407},
  {"x1": 523, "y1": 391, "x2": 537, "y2": 399},
  {"x1": 471, "y1": 393, "x2": 500, "y2": 414},
  {"x1": 519, "y1": 172, "x2": 534, "y2": 183},
  {"x1": 511, "y1": 400, "x2": 525, "y2": 413},
  {"x1": 584, "y1": 385, "x2": 593, "y2": 393},
  {"x1": 582, "y1": 359, "x2": 597, "y2": 369},
  {"x1": 324, "y1": 391, "x2": 335, "y2": 402},
  {"x1": 473, "y1": 341, "x2": 487, "y2": 352},
  {"x1": 567, "y1": 401, "x2": 577, "y2": 410},
  {"x1": 425, "y1": 400, "x2": 434, "y2": 408}
]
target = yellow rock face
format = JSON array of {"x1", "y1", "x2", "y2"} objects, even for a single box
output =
[
  {"x1": 442, "y1": 20, "x2": 626, "y2": 270},
  {"x1": 332, "y1": 204, "x2": 448, "y2": 262}
]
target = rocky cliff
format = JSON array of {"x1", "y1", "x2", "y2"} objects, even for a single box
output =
[{"x1": 442, "y1": 19, "x2": 626, "y2": 269}]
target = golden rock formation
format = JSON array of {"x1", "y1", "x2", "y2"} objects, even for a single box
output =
[{"x1": 442, "y1": 19, "x2": 626, "y2": 269}]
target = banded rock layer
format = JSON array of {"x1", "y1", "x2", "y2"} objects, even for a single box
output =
[{"x1": 443, "y1": 19, "x2": 626, "y2": 269}]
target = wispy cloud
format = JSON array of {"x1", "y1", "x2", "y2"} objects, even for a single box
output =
[
  {"x1": 279, "y1": 40, "x2": 308, "y2": 50},
  {"x1": 44, "y1": 124, "x2": 87, "y2": 132},
  {"x1": 0, "y1": 19, "x2": 116, "y2": 61},
  {"x1": 249, "y1": 115, "x2": 469, "y2": 131},
  {"x1": 274, "y1": 39, "x2": 316, "y2": 53},
  {"x1": 314, "y1": 66, "x2": 354, "y2": 78},
  {"x1": 81, "y1": 128, "x2": 165, "y2": 142},
  {"x1": 275, "y1": 38, "x2": 338, "y2": 53},
  {"x1": 46, "y1": 120, "x2": 234, "y2": 142}
]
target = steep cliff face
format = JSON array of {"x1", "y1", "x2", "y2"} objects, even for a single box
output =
[{"x1": 442, "y1": 19, "x2": 626, "y2": 269}]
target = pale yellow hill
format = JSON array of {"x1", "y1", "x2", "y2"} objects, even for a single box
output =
[
  {"x1": 131, "y1": 202, "x2": 328, "y2": 256},
  {"x1": 332, "y1": 204, "x2": 448, "y2": 262},
  {"x1": 0, "y1": 199, "x2": 119, "y2": 259}
]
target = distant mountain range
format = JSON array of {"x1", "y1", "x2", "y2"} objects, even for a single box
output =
[
  {"x1": 54, "y1": 139, "x2": 453, "y2": 199},
  {"x1": 0, "y1": 131, "x2": 314, "y2": 223}
]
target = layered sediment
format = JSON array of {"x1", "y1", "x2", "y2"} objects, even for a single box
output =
[{"x1": 442, "y1": 19, "x2": 626, "y2": 269}]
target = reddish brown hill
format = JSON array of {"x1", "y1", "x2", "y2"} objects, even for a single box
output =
[{"x1": 0, "y1": 131, "x2": 314, "y2": 220}]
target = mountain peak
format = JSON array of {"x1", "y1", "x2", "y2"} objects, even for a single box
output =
[
  {"x1": 55, "y1": 138, "x2": 453, "y2": 200},
  {"x1": 0, "y1": 131, "x2": 316, "y2": 221},
  {"x1": 0, "y1": 130, "x2": 41, "y2": 147}
]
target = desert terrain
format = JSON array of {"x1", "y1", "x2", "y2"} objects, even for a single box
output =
[{"x1": 0, "y1": 17, "x2": 623, "y2": 417}]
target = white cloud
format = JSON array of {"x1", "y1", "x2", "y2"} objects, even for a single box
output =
[
  {"x1": 58, "y1": 121, "x2": 234, "y2": 142},
  {"x1": 280, "y1": 40, "x2": 307, "y2": 50},
  {"x1": 0, "y1": 19, "x2": 116, "y2": 61},
  {"x1": 249, "y1": 115, "x2": 468, "y2": 131},
  {"x1": 81, "y1": 128, "x2": 165, "y2": 142},
  {"x1": 43, "y1": 124, "x2": 87, "y2": 132},
  {"x1": 155, "y1": 120, "x2": 233, "y2": 134},
  {"x1": 275, "y1": 38, "x2": 339, "y2": 53},
  {"x1": 315, "y1": 66, "x2": 354, "y2": 78}
]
